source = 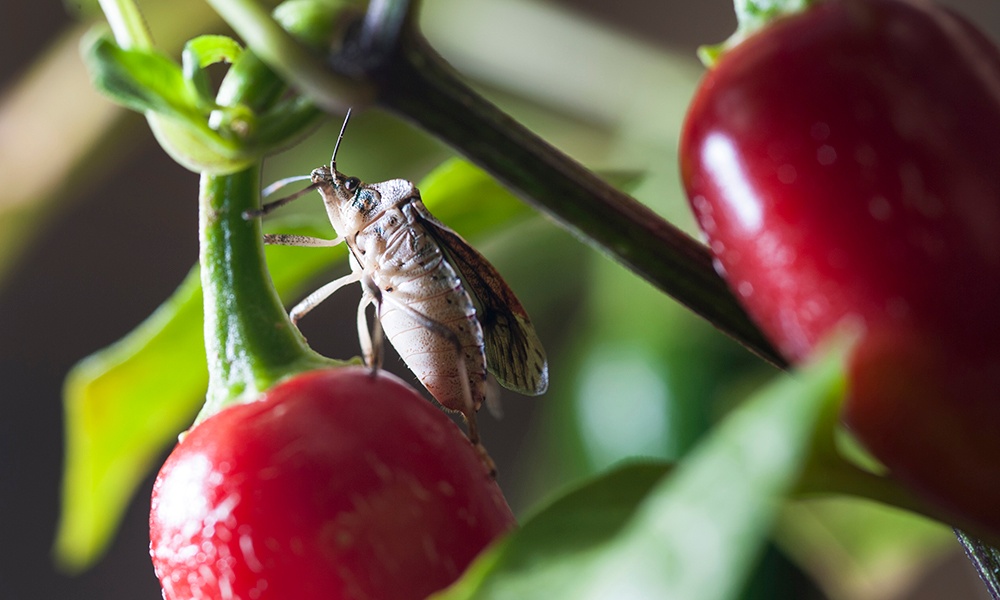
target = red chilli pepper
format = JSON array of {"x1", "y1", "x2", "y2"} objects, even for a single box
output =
[
  {"x1": 681, "y1": 0, "x2": 1000, "y2": 535},
  {"x1": 150, "y1": 367, "x2": 515, "y2": 600}
]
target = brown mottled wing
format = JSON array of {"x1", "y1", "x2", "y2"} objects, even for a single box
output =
[{"x1": 414, "y1": 205, "x2": 548, "y2": 396}]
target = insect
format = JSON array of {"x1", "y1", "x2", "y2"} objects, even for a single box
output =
[{"x1": 251, "y1": 111, "x2": 548, "y2": 450}]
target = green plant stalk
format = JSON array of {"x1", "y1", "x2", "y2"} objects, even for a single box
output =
[
  {"x1": 699, "y1": 0, "x2": 816, "y2": 66},
  {"x1": 795, "y1": 455, "x2": 1000, "y2": 543},
  {"x1": 197, "y1": 167, "x2": 334, "y2": 422},
  {"x1": 93, "y1": 0, "x2": 336, "y2": 417},
  {"x1": 194, "y1": 2, "x2": 344, "y2": 415},
  {"x1": 205, "y1": 0, "x2": 374, "y2": 111},
  {"x1": 799, "y1": 455, "x2": 1000, "y2": 597},
  {"x1": 955, "y1": 531, "x2": 1000, "y2": 600},
  {"x1": 97, "y1": 0, "x2": 154, "y2": 49},
  {"x1": 370, "y1": 28, "x2": 786, "y2": 368}
]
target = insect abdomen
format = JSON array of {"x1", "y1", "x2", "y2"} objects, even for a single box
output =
[{"x1": 364, "y1": 215, "x2": 488, "y2": 415}]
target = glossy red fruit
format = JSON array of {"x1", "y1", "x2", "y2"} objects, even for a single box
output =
[
  {"x1": 681, "y1": 0, "x2": 1000, "y2": 532},
  {"x1": 846, "y1": 328, "x2": 1000, "y2": 534},
  {"x1": 149, "y1": 367, "x2": 515, "y2": 600},
  {"x1": 682, "y1": 0, "x2": 1000, "y2": 363}
]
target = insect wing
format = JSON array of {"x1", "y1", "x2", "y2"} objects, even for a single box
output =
[{"x1": 414, "y1": 205, "x2": 548, "y2": 396}]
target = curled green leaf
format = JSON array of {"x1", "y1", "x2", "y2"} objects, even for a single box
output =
[
  {"x1": 82, "y1": 31, "x2": 256, "y2": 173},
  {"x1": 83, "y1": 31, "x2": 200, "y2": 119},
  {"x1": 183, "y1": 34, "x2": 245, "y2": 71},
  {"x1": 83, "y1": 0, "x2": 362, "y2": 174},
  {"x1": 182, "y1": 35, "x2": 245, "y2": 103}
]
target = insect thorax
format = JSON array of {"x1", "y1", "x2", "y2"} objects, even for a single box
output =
[
  {"x1": 317, "y1": 175, "x2": 416, "y2": 238},
  {"x1": 354, "y1": 201, "x2": 443, "y2": 283}
]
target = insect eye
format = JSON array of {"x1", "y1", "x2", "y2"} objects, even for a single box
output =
[{"x1": 344, "y1": 177, "x2": 361, "y2": 191}]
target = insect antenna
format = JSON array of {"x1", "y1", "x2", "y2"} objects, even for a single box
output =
[
  {"x1": 262, "y1": 175, "x2": 314, "y2": 198},
  {"x1": 330, "y1": 108, "x2": 352, "y2": 171},
  {"x1": 245, "y1": 108, "x2": 354, "y2": 220}
]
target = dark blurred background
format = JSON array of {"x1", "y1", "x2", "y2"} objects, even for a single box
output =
[{"x1": 2, "y1": 0, "x2": 1000, "y2": 598}]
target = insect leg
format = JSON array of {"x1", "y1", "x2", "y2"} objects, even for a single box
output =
[
  {"x1": 355, "y1": 289, "x2": 385, "y2": 373},
  {"x1": 484, "y1": 377, "x2": 504, "y2": 420},
  {"x1": 263, "y1": 234, "x2": 344, "y2": 248},
  {"x1": 243, "y1": 181, "x2": 319, "y2": 219},
  {"x1": 370, "y1": 292, "x2": 385, "y2": 372},
  {"x1": 289, "y1": 270, "x2": 361, "y2": 325}
]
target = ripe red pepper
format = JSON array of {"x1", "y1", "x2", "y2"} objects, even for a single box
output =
[
  {"x1": 680, "y1": 0, "x2": 1000, "y2": 534},
  {"x1": 150, "y1": 367, "x2": 515, "y2": 600}
]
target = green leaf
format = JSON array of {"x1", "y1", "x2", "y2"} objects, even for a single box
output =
[
  {"x1": 434, "y1": 346, "x2": 847, "y2": 600},
  {"x1": 82, "y1": 6, "x2": 341, "y2": 175},
  {"x1": 183, "y1": 34, "x2": 245, "y2": 72},
  {"x1": 82, "y1": 31, "x2": 254, "y2": 173},
  {"x1": 182, "y1": 35, "x2": 245, "y2": 103},
  {"x1": 54, "y1": 158, "x2": 536, "y2": 570},
  {"x1": 84, "y1": 32, "x2": 201, "y2": 121},
  {"x1": 419, "y1": 159, "x2": 639, "y2": 236},
  {"x1": 440, "y1": 461, "x2": 672, "y2": 599},
  {"x1": 56, "y1": 269, "x2": 205, "y2": 572}
]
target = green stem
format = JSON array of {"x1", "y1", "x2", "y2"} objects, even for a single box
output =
[
  {"x1": 371, "y1": 28, "x2": 786, "y2": 368},
  {"x1": 701, "y1": 0, "x2": 816, "y2": 66},
  {"x1": 796, "y1": 445, "x2": 1000, "y2": 549},
  {"x1": 204, "y1": 0, "x2": 374, "y2": 112},
  {"x1": 733, "y1": 0, "x2": 814, "y2": 32},
  {"x1": 955, "y1": 531, "x2": 1000, "y2": 599},
  {"x1": 798, "y1": 458, "x2": 942, "y2": 522},
  {"x1": 197, "y1": 165, "x2": 334, "y2": 421},
  {"x1": 97, "y1": 0, "x2": 154, "y2": 50}
]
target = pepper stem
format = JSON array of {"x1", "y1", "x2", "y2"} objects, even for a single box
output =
[
  {"x1": 197, "y1": 165, "x2": 335, "y2": 422},
  {"x1": 699, "y1": 0, "x2": 816, "y2": 66}
]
